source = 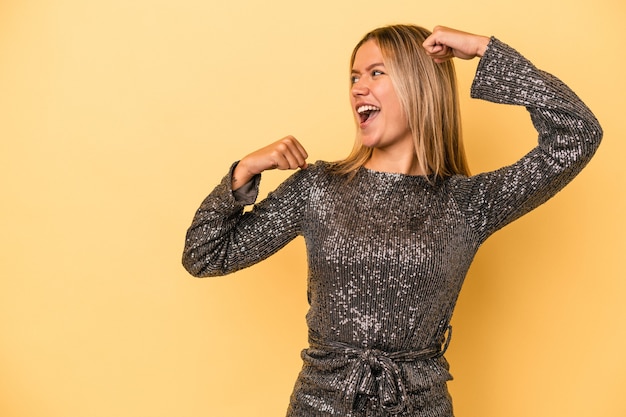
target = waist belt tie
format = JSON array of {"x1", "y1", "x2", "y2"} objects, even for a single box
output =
[{"x1": 308, "y1": 326, "x2": 452, "y2": 415}]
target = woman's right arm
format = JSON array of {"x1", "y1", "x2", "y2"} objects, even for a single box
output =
[
  {"x1": 231, "y1": 135, "x2": 308, "y2": 190},
  {"x1": 182, "y1": 136, "x2": 309, "y2": 277}
]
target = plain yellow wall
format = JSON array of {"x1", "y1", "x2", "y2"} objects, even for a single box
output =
[{"x1": 1, "y1": 1, "x2": 624, "y2": 416}]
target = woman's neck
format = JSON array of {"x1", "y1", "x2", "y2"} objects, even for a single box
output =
[{"x1": 364, "y1": 150, "x2": 428, "y2": 176}]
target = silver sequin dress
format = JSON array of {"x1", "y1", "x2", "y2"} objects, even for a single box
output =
[{"x1": 182, "y1": 38, "x2": 602, "y2": 416}]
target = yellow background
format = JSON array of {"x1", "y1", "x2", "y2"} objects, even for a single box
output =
[{"x1": 1, "y1": 1, "x2": 624, "y2": 416}]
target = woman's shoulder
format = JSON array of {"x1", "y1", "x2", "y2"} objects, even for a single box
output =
[
  {"x1": 275, "y1": 160, "x2": 336, "y2": 190},
  {"x1": 286, "y1": 160, "x2": 353, "y2": 191},
  {"x1": 309, "y1": 160, "x2": 333, "y2": 170},
  {"x1": 298, "y1": 160, "x2": 337, "y2": 179}
]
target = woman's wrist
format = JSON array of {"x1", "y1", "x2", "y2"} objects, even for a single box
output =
[{"x1": 231, "y1": 160, "x2": 256, "y2": 191}]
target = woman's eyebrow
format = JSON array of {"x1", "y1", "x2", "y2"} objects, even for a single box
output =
[{"x1": 351, "y1": 62, "x2": 385, "y2": 74}]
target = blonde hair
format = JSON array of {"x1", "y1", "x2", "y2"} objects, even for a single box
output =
[{"x1": 332, "y1": 24, "x2": 470, "y2": 178}]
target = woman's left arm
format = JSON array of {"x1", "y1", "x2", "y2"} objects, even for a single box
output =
[{"x1": 426, "y1": 26, "x2": 603, "y2": 241}]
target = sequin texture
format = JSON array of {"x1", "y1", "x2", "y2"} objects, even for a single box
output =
[{"x1": 182, "y1": 38, "x2": 602, "y2": 416}]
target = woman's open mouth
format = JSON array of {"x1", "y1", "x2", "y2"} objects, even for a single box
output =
[{"x1": 357, "y1": 105, "x2": 380, "y2": 125}]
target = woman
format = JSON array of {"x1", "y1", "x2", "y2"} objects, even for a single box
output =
[{"x1": 182, "y1": 25, "x2": 602, "y2": 416}]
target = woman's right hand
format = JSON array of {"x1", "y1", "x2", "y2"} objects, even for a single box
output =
[{"x1": 232, "y1": 135, "x2": 309, "y2": 190}]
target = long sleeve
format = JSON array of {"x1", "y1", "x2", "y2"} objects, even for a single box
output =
[
  {"x1": 452, "y1": 38, "x2": 603, "y2": 242},
  {"x1": 182, "y1": 162, "x2": 311, "y2": 277}
]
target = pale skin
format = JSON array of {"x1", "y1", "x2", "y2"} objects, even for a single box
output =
[{"x1": 231, "y1": 26, "x2": 490, "y2": 190}]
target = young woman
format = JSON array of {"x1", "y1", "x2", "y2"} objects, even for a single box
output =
[{"x1": 182, "y1": 25, "x2": 602, "y2": 416}]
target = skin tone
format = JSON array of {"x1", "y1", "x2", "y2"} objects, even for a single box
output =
[
  {"x1": 351, "y1": 39, "x2": 418, "y2": 175},
  {"x1": 231, "y1": 26, "x2": 490, "y2": 190}
]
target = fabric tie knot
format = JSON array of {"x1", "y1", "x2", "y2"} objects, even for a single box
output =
[
  {"x1": 306, "y1": 326, "x2": 451, "y2": 415},
  {"x1": 346, "y1": 347, "x2": 408, "y2": 414}
]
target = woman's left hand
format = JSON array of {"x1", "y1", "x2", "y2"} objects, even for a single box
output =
[{"x1": 423, "y1": 26, "x2": 491, "y2": 63}]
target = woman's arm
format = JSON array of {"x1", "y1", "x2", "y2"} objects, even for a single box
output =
[
  {"x1": 423, "y1": 25, "x2": 490, "y2": 63},
  {"x1": 433, "y1": 29, "x2": 603, "y2": 241},
  {"x1": 182, "y1": 137, "x2": 310, "y2": 277},
  {"x1": 232, "y1": 135, "x2": 308, "y2": 190}
]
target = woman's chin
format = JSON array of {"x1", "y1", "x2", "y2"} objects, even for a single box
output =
[{"x1": 357, "y1": 133, "x2": 379, "y2": 149}]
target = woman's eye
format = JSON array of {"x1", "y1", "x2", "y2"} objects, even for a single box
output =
[
  {"x1": 372, "y1": 70, "x2": 384, "y2": 77},
  {"x1": 350, "y1": 76, "x2": 359, "y2": 84}
]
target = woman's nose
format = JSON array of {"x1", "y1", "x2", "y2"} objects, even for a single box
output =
[{"x1": 351, "y1": 80, "x2": 369, "y2": 96}]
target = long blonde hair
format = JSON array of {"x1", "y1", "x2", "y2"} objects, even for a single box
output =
[{"x1": 332, "y1": 24, "x2": 470, "y2": 178}]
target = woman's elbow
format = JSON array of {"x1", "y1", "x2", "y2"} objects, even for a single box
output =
[
  {"x1": 181, "y1": 250, "x2": 213, "y2": 278},
  {"x1": 181, "y1": 249, "x2": 231, "y2": 278}
]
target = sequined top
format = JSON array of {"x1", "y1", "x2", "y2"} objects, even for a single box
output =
[{"x1": 182, "y1": 38, "x2": 602, "y2": 416}]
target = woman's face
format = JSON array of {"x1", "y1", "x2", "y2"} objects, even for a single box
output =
[{"x1": 350, "y1": 40, "x2": 412, "y2": 153}]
